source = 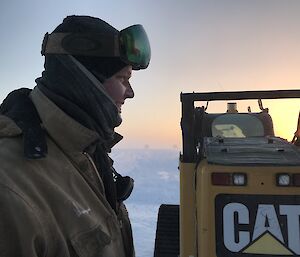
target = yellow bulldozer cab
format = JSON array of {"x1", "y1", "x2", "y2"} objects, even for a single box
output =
[{"x1": 155, "y1": 89, "x2": 300, "y2": 257}]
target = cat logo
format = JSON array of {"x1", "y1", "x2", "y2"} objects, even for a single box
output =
[{"x1": 215, "y1": 194, "x2": 300, "y2": 256}]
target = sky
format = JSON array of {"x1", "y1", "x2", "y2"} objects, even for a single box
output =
[{"x1": 0, "y1": 0, "x2": 299, "y2": 149}]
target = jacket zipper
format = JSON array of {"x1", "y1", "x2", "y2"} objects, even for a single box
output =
[
  {"x1": 82, "y1": 152, "x2": 122, "y2": 227},
  {"x1": 82, "y1": 152, "x2": 103, "y2": 186}
]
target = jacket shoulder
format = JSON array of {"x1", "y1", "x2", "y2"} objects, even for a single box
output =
[
  {"x1": 0, "y1": 116, "x2": 25, "y2": 180},
  {"x1": 0, "y1": 115, "x2": 22, "y2": 138}
]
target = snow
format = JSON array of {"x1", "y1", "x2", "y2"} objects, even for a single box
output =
[{"x1": 110, "y1": 149, "x2": 180, "y2": 257}]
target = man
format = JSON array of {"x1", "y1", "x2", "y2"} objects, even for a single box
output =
[
  {"x1": 292, "y1": 112, "x2": 300, "y2": 146},
  {"x1": 0, "y1": 15, "x2": 151, "y2": 257}
]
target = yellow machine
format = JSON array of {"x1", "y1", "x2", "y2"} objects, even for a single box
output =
[{"x1": 154, "y1": 89, "x2": 300, "y2": 257}]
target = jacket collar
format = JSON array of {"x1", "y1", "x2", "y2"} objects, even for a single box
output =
[{"x1": 30, "y1": 87, "x2": 100, "y2": 154}]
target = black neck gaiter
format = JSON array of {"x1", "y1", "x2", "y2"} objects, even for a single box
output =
[
  {"x1": 37, "y1": 54, "x2": 122, "y2": 212},
  {"x1": 36, "y1": 54, "x2": 122, "y2": 141}
]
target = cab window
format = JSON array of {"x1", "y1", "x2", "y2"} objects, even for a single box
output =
[{"x1": 212, "y1": 114, "x2": 264, "y2": 138}]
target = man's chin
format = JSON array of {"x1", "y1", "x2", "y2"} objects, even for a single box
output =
[
  {"x1": 116, "y1": 104, "x2": 122, "y2": 113},
  {"x1": 115, "y1": 113, "x2": 123, "y2": 127}
]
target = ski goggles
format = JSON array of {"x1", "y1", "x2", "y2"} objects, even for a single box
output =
[{"x1": 41, "y1": 24, "x2": 151, "y2": 70}]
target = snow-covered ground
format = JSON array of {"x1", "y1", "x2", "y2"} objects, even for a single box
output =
[{"x1": 111, "y1": 149, "x2": 180, "y2": 257}]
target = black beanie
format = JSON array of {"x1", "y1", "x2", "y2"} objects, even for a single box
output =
[{"x1": 49, "y1": 15, "x2": 127, "y2": 82}]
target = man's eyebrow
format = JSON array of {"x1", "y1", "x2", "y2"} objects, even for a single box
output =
[{"x1": 117, "y1": 73, "x2": 131, "y2": 78}]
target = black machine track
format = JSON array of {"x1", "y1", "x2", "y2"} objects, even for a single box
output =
[{"x1": 154, "y1": 204, "x2": 179, "y2": 257}]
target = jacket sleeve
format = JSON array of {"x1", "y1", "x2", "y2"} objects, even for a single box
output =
[{"x1": 0, "y1": 184, "x2": 47, "y2": 257}]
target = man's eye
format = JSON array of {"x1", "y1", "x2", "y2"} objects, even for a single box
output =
[
  {"x1": 117, "y1": 76, "x2": 125, "y2": 81},
  {"x1": 120, "y1": 76, "x2": 130, "y2": 83}
]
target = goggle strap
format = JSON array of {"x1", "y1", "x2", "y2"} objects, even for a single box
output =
[{"x1": 41, "y1": 32, "x2": 120, "y2": 57}]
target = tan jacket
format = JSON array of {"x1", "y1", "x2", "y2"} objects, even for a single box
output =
[{"x1": 0, "y1": 87, "x2": 134, "y2": 257}]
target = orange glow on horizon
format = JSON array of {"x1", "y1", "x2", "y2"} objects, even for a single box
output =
[{"x1": 265, "y1": 99, "x2": 299, "y2": 141}]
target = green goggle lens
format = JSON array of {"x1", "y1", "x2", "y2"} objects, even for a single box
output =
[{"x1": 119, "y1": 25, "x2": 151, "y2": 70}]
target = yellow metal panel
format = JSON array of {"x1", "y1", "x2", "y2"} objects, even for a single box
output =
[
  {"x1": 180, "y1": 161, "x2": 197, "y2": 257},
  {"x1": 196, "y1": 160, "x2": 300, "y2": 257}
]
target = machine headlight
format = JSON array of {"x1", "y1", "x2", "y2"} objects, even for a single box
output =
[
  {"x1": 277, "y1": 174, "x2": 291, "y2": 186},
  {"x1": 211, "y1": 172, "x2": 247, "y2": 186},
  {"x1": 233, "y1": 173, "x2": 247, "y2": 186}
]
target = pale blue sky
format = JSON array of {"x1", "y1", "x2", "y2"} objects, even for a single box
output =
[{"x1": 1, "y1": 0, "x2": 300, "y2": 148}]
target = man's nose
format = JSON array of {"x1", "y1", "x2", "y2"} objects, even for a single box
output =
[{"x1": 125, "y1": 85, "x2": 134, "y2": 99}]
